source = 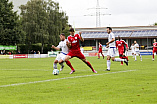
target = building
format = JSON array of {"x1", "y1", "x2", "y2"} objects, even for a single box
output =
[{"x1": 76, "y1": 26, "x2": 157, "y2": 51}]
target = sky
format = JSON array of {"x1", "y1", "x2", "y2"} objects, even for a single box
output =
[{"x1": 10, "y1": 0, "x2": 157, "y2": 28}]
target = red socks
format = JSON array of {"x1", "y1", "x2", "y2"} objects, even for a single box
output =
[
  {"x1": 85, "y1": 61, "x2": 95, "y2": 71},
  {"x1": 66, "y1": 61, "x2": 75, "y2": 71}
]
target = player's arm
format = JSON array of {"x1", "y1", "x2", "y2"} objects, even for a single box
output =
[
  {"x1": 51, "y1": 45, "x2": 60, "y2": 50},
  {"x1": 106, "y1": 45, "x2": 109, "y2": 48},
  {"x1": 116, "y1": 41, "x2": 118, "y2": 48},
  {"x1": 124, "y1": 42, "x2": 129, "y2": 50},
  {"x1": 79, "y1": 32, "x2": 84, "y2": 42},
  {"x1": 106, "y1": 38, "x2": 115, "y2": 45},
  {"x1": 66, "y1": 40, "x2": 71, "y2": 49}
]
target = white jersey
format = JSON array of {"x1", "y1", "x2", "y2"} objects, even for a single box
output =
[
  {"x1": 134, "y1": 43, "x2": 139, "y2": 51},
  {"x1": 108, "y1": 32, "x2": 115, "y2": 47},
  {"x1": 131, "y1": 45, "x2": 135, "y2": 52},
  {"x1": 57, "y1": 39, "x2": 69, "y2": 54}
]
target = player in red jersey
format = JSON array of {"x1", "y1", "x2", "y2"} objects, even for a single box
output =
[
  {"x1": 152, "y1": 39, "x2": 157, "y2": 61},
  {"x1": 98, "y1": 42, "x2": 104, "y2": 59},
  {"x1": 116, "y1": 37, "x2": 129, "y2": 65},
  {"x1": 64, "y1": 28, "x2": 97, "y2": 74}
]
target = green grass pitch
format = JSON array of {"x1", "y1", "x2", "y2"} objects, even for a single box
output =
[{"x1": 0, "y1": 56, "x2": 157, "y2": 104}]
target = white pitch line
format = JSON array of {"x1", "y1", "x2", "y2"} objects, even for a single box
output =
[
  {"x1": 0, "y1": 69, "x2": 50, "y2": 71},
  {"x1": 0, "y1": 70, "x2": 136, "y2": 88}
]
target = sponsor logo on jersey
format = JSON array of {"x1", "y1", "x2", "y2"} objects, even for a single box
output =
[{"x1": 72, "y1": 40, "x2": 77, "y2": 43}]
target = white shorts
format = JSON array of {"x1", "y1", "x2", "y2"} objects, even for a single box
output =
[
  {"x1": 107, "y1": 47, "x2": 116, "y2": 57},
  {"x1": 55, "y1": 53, "x2": 66, "y2": 61},
  {"x1": 132, "y1": 50, "x2": 135, "y2": 54},
  {"x1": 135, "y1": 51, "x2": 140, "y2": 55}
]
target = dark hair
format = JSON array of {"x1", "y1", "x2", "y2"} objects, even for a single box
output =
[
  {"x1": 69, "y1": 28, "x2": 74, "y2": 32},
  {"x1": 107, "y1": 27, "x2": 112, "y2": 31},
  {"x1": 60, "y1": 33, "x2": 65, "y2": 36}
]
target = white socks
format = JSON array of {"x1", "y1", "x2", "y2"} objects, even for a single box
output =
[
  {"x1": 114, "y1": 58, "x2": 125, "y2": 62},
  {"x1": 135, "y1": 55, "x2": 137, "y2": 60},
  {"x1": 53, "y1": 63, "x2": 57, "y2": 69},
  {"x1": 134, "y1": 55, "x2": 142, "y2": 61},
  {"x1": 107, "y1": 60, "x2": 111, "y2": 70},
  {"x1": 140, "y1": 55, "x2": 142, "y2": 60}
]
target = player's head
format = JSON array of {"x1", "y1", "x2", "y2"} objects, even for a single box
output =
[
  {"x1": 132, "y1": 43, "x2": 134, "y2": 46},
  {"x1": 154, "y1": 39, "x2": 156, "y2": 42},
  {"x1": 69, "y1": 28, "x2": 75, "y2": 36},
  {"x1": 134, "y1": 40, "x2": 137, "y2": 44},
  {"x1": 107, "y1": 27, "x2": 112, "y2": 34},
  {"x1": 60, "y1": 33, "x2": 65, "y2": 41},
  {"x1": 118, "y1": 35, "x2": 122, "y2": 40},
  {"x1": 99, "y1": 42, "x2": 101, "y2": 44}
]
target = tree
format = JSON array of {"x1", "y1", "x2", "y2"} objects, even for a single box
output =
[
  {"x1": 0, "y1": 0, "x2": 25, "y2": 45},
  {"x1": 154, "y1": 23, "x2": 157, "y2": 26},
  {"x1": 20, "y1": 0, "x2": 69, "y2": 53}
]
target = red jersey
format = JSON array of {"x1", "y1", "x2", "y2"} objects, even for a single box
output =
[
  {"x1": 116, "y1": 40, "x2": 128, "y2": 51},
  {"x1": 99, "y1": 44, "x2": 102, "y2": 51},
  {"x1": 67, "y1": 34, "x2": 81, "y2": 52},
  {"x1": 153, "y1": 42, "x2": 157, "y2": 50}
]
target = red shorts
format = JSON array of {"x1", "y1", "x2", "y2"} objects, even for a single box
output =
[
  {"x1": 98, "y1": 50, "x2": 102, "y2": 53},
  {"x1": 118, "y1": 50, "x2": 124, "y2": 55},
  {"x1": 67, "y1": 51, "x2": 85, "y2": 59},
  {"x1": 153, "y1": 50, "x2": 157, "y2": 53}
]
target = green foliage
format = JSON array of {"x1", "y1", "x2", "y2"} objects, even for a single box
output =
[
  {"x1": 154, "y1": 23, "x2": 157, "y2": 25},
  {"x1": 18, "y1": 43, "x2": 52, "y2": 54},
  {"x1": 19, "y1": 0, "x2": 69, "y2": 53},
  {"x1": 0, "y1": 0, "x2": 26, "y2": 45}
]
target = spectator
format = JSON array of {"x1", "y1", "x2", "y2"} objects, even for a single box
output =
[
  {"x1": 11, "y1": 51, "x2": 13, "y2": 55},
  {"x1": 18, "y1": 51, "x2": 20, "y2": 54},
  {"x1": 34, "y1": 51, "x2": 36, "y2": 54},
  {"x1": 3, "y1": 50, "x2": 5, "y2": 55},
  {"x1": 30, "y1": 50, "x2": 34, "y2": 54},
  {"x1": 38, "y1": 51, "x2": 40, "y2": 54},
  {"x1": 1, "y1": 50, "x2": 3, "y2": 55}
]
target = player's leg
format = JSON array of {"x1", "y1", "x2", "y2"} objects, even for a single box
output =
[
  {"x1": 53, "y1": 60, "x2": 58, "y2": 69},
  {"x1": 111, "y1": 48, "x2": 128, "y2": 66},
  {"x1": 101, "y1": 51, "x2": 104, "y2": 59},
  {"x1": 138, "y1": 52, "x2": 142, "y2": 61},
  {"x1": 53, "y1": 54, "x2": 60, "y2": 69},
  {"x1": 78, "y1": 52, "x2": 97, "y2": 73},
  {"x1": 61, "y1": 55, "x2": 75, "y2": 71},
  {"x1": 152, "y1": 50, "x2": 154, "y2": 61},
  {"x1": 132, "y1": 52, "x2": 135, "y2": 58},
  {"x1": 119, "y1": 54, "x2": 123, "y2": 65},
  {"x1": 58, "y1": 54, "x2": 65, "y2": 71},
  {"x1": 64, "y1": 52, "x2": 76, "y2": 74},
  {"x1": 98, "y1": 52, "x2": 100, "y2": 59},
  {"x1": 134, "y1": 52, "x2": 137, "y2": 61},
  {"x1": 106, "y1": 55, "x2": 111, "y2": 71}
]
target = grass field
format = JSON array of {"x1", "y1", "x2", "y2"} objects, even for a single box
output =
[{"x1": 0, "y1": 56, "x2": 157, "y2": 104}]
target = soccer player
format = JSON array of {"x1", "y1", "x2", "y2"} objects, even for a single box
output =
[
  {"x1": 152, "y1": 39, "x2": 157, "y2": 61},
  {"x1": 130, "y1": 43, "x2": 135, "y2": 58},
  {"x1": 134, "y1": 40, "x2": 142, "y2": 61},
  {"x1": 106, "y1": 27, "x2": 128, "y2": 71},
  {"x1": 98, "y1": 42, "x2": 104, "y2": 59},
  {"x1": 64, "y1": 28, "x2": 97, "y2": 74},
  {"x1": 116, "y1": 37, "x2": 129, "y2": 65},
  {"x1": 80, "y1": 46, "x2": 84, "y2": 54},
  {"x1": 51, "y1": 33, "x2": 75, "y2": 73}
]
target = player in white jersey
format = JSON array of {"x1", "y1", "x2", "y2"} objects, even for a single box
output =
[
  {"x1": 106, "y1": 27, "x2": 128, "y2": 71},
  {"x1": 134, "y1": 41, "x2": 142, "y2": 61},
  {"x1": 51, "y1": 33, "x2": 74, "y2": 72},
  {"x1": 130, "y1": 43, "x2": 135, "y2": 58}
]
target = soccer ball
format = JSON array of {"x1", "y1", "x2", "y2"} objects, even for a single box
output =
[{"x1": 53, "y1": 69, "x2": 59, "y2": 75}]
